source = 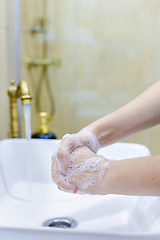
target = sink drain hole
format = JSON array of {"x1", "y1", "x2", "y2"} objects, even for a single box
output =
[{"x1": 43, "y1": 217, "x2": 77, "y2": 229}]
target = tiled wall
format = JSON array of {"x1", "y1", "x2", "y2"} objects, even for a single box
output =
[
  {"x1": 0, "y1": 0, "x2": 10, "y2": 140},
  {"x1": 17, "y1": 0, "x2": 160, "y2": 154}
]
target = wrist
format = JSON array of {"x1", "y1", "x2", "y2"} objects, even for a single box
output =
[
  {"x1": 85, "y1": 122, "x2": 110, "y2": 148},
  {"x1": 78, "y1": 127, "x2": 101, "y2": 153},
  {"x1": 96, "y1": 159, "x2": 117, "y2": 195},
  {"x1": 86, "y1": 114, "x2": 120, "y2": 148}
]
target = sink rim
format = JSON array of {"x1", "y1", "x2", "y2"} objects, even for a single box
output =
[{"x1": 0, "y1": 222, "x2": 160, "y2": 238}]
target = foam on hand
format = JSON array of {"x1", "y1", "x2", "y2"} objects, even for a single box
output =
[
  {"x1": 59, "y1": 147, "x2": 109, "y2": 193},
  {"x1": 51, "y1": 130, "x2": 106, "y2": 194}
]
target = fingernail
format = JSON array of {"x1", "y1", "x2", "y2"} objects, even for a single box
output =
[
  {"x1": 68, "y1": 189, "x2": 76, "y2": 194},
  {"x1": 58, "y1": 187, "x2": 68, "y2": 193},
  {"x1": 58, "y1": 187, "x2": 76, "y2": 194}
]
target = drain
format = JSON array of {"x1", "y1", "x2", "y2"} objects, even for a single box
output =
[{"x1": 43, "y1": 217, "x2": 77, "y2": 229}]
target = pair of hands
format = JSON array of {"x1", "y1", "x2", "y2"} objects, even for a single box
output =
[{"x1": 51, "y1": 129, "x2": 109, "y2": 195}]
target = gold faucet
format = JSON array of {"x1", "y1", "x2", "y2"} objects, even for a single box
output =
[{"x1": 7, "y1": 79, "x2": 32, "y2": 138}]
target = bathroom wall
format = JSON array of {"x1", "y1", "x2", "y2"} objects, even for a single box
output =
[
  {"x1": 0, "y1": 0, "x2": 10, "y2": 140},
  {"x1": 21, "y1": 0, "x2": 160, "y2": 154}
]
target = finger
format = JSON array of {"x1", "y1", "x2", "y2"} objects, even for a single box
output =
[
  {"x1": 51, "y1": 155, "x2": 77, "y2": 193},
  {"x1": 56, "y1": 177, "x2": 77, "y2": 194},
  {"x1": 56, "y1": 135, "x2": 83, "y2": 171}
]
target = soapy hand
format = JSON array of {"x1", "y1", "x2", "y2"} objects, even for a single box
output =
[
  {"x1": 51, "y1": 153, "x2": 77, "y2": 194},
  {"x1": 52, "y1": 146, "x2": 109, "y2": 195},
  {"x1": 55, "y1": 128, "x2": 101, "y2": 172}
]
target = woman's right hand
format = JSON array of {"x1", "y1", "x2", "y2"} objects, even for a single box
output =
[
  {"x1": 52, "y1": 145, "x2": 110, "y2": 195},
  {"x1": 54, "y1": 128, "x2": 101, "y2": 172}
]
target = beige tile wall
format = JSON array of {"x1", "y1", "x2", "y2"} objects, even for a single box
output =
[
  {"x1": 0, "y1": 0, "x2": 6, "y2": 28},
  {"x1": 20, "y1": 0, "x2": 160, "y2": 154},
  {"x1": 0, "y1": 0, "x2": 10, "y2": 140}
]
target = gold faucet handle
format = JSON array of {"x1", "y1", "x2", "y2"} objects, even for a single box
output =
[
  {"x1": 7, "y1": 79, "x2": 17, "y2": 97},
  {"x1": 10, "y1": 79, "x2": 15, "y2": 85}
]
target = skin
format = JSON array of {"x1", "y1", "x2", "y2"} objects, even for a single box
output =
[
  {"x1": 51, "y1": 80, "x2": 160, "y2": 195},
  {"x1": 52, "y1": 146, "x2": 109, "y2": 195}
]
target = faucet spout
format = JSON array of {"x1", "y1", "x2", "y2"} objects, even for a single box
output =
[
  {"x1": 7, "y1": 79, "x2": 32, "y2": 138},
  {"x1": 16, "y1": 80, "x2": 32, "y2": 105}
]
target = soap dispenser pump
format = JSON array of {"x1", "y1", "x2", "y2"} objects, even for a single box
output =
[{"x1": 31, "y1": 112, "x2": 57, "y2": 139}]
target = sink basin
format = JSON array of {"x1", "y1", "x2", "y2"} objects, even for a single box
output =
[{"x1": 0, "y1": 139, "x2": 160, "y2": 240}]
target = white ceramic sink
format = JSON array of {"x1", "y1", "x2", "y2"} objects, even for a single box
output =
[{"x1": 0, "y1": 139, "x2": 160, "y2": 240}]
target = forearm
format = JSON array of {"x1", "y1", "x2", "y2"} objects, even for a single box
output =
[
  {"x1": 87, "y1": 80, "x2": 160, "y2": 147},
  {"x1": 52, "y1": 142, "x2": 160, "y2": 196},
  {"x1": 99, "y1": 155, "x2": 160, "y2": 196}
]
